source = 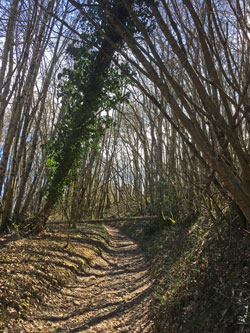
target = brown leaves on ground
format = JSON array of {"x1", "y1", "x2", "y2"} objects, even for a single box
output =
[
  {"x1": 0, "y1": 222, "x2": 109, "y2": 330},
  {"x1": 0, "y1": 223, "x2": 154, "y2": 332},
  {"x1": 117, "y1": 215, "x2": 250, "y2": 332}
]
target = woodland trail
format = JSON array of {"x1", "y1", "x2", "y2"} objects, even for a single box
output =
[{"x1": 17, "y1": 225, "x2": 154, "y2": 333}]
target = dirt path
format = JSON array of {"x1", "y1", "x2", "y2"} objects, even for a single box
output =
[{"x1": 18, "y1": 225, "x2": 154, "y2": 332}]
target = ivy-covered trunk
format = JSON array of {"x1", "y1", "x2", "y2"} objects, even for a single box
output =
[{"x1": 29, "y1": 1, "x2": 130, "y2": 233}]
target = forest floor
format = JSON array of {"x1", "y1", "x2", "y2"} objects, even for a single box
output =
[
  {"x1": 0, "y1": 223, "x2": 154, "y2": 332},
  {"x1": 2, "y1": 215, "x2": 249, "y2": 332},
  {"x1": 118, "y1": 214, "x2": 250, "y2": 332}
]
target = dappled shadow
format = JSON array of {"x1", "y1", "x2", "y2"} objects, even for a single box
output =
[
  {"x1": 0, "y1": 221, "x2": 111, "y2": 331},
  {"x1": 0, "y1": 224, "x2": 108, "y2": 275},
  {"x1": 68, "y1": 288, "x2": 152, "y2": 332},
  {"x1": 0, "y1": 232, "x2": 21, "y2": 249},
  {"x1": 26, "y1": 225, "x2": 154, "y2": 332},
  {"x1": 50, "y1": 221, "x2": 109, "y2": 241},
  {"x1": 37, "y1": 286, "x2": 151, "y2": 323}
]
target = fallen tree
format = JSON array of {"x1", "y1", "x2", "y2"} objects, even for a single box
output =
[{"x1": 76, "y1": 216, "x2": 158, "y2": 223}]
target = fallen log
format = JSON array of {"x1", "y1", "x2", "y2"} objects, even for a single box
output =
[{"x1": 76, "y1": 216, "x2": 158, "y2": 224}]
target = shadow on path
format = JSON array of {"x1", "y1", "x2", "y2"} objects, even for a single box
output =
[{"x1": 21, "y1": 225, "x2": 154, "y2": 332}]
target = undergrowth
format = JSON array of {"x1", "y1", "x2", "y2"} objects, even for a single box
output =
[
  {"x1": 0, "y1": 222, "x2": 109, "y2": 330},
  {"x1": 117, "y1": 215, "x2": 250, "y2": 332}
]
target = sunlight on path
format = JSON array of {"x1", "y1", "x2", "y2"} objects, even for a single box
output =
[{"x1": 20, "y1": 226, "x2": 154, "y2": 332}]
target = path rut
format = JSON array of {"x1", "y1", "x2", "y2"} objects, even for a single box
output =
[{"x1": 19, "y1": 225, "x2": 154, "y2": 332}]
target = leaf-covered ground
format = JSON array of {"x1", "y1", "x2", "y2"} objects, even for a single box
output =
[
  {"x1": 118, "y1": 215, "x2": 250, "y2": 332},
  {"x1": 1, "y1": 215, "x2": 249, "y2": 332},
  {"x1": 0, "y1": 222, "x2": 109, "y2": 330},
  {"x1": 0, "y1": 222, "x2": 154, "y2": 332}
]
